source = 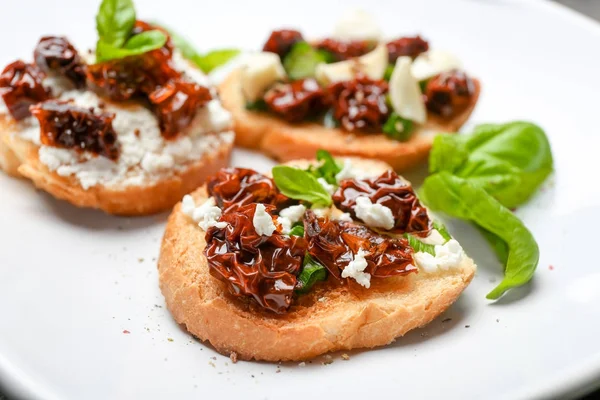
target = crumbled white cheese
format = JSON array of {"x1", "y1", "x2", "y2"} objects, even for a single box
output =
[
  {"x1": 413, "y1": 239, "x2": 464, "y2": 273},
  {"x1": 353, "y1": 196, "x2": 395, "y2": 230},
  {"x1": 318, "y1": 177, "x2": 336, "y2": 195},
  {"x1": 333, "y1": 9, "x2": 382, "y2": 41},
  {"x1": 181, "y1": 195, "x2": 227, "y2": 231},
  {"x1": 337, "y1": 212, "x2": 353, "y2": 222},
  {"x1": 334, "y1": 158, "x2": 374, "y2": 182},
  {"x1": 315, "y1": 44, "x2": 387, "y2": 85},
  {"x1": 389, "y1": 56, "x2": 427, "y2": 124},
  {"x1": 253, "y1": 203, "x2": 276, "y2": 236},
  {"x1": 341, "y1": 249, "x2": 371, "y2": 288},
  {"x1": 141, "y1": 153, "x2": 175, "y2": 173},
  {"x1": 312, "y1": 207, "x2": 331, "y2": 218},
  {"x1": 419, "y1": 229, "x2": 446, "y2": 245},
  {"x1": 277, "y1": 204, "x2": 307, "y2": 234},
  {"x1": 241, "y1": 52, "x2": 286, "y2": 102},
  {"x1": 411, "y1": 49, "x2": 462, "y2": 82}
]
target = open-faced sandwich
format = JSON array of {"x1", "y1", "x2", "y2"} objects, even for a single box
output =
[
  {"x1": 0, "y1": 0, "x2": 234, "y2": 215},
  {"x1": 158, "y1": 150, "x2": 476, "y2": 361},
  {"x1": 219, "y1": 10, "x2": 480, "y2": 171}
]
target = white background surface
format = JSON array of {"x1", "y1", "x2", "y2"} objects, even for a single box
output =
[{"x1": 1, "y1": 0, "x2": 600, "y2": 399}]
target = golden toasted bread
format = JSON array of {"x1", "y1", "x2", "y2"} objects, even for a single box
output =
[
  {"x1": 158, "y1": 158, "x2": 476, "y2": 361},
  {"x1": 219, "y1": 69, "x2": 480, "y2": 171}
]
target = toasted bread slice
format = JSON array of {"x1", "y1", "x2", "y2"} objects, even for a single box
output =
[
  {"x1": 0, "y1": 116, "x2": 233, "y2": 216},
  {"x1": 158, "y1": 158, "x2": 476, "y2": 361},
  {"x1": 219, "y1": 69, "x2": 480, "y2": 171}
]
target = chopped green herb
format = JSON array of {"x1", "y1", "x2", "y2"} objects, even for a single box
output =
[
  {"x1": 296, "y1": 253, "x2": 328, "y2": 293},
  {"x1": 419, "y1": 79, "x2": 429, "y2": 93},
  {"x1": 433, "y1": 221, "x2": 452, "y2": 243},
  {"x1": 245, "y1": 99, "x2": 268, "y2": 111},
  {"x1": 288, "y1": 223, "x2": 305, "y2": 237},
  {"x1": 404, "y1": 234, "x2": 435, "y2": 256},
  {"x1": 315, "y1": 149, "x2": 342, "y2": 185},
  {"x1": 283, "y1": 42, "x2": 334, "y2": 80},
  {"x1": 383, "y1": 112, "x2": 414, "y2": 141},
  {"x1": 384, "y1": 64, "x2": 394, "y2": 81}
]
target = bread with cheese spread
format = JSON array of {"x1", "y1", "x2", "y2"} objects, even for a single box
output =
[{"x1": 158, "y1": 157, "x2": 476, "y2": 361}]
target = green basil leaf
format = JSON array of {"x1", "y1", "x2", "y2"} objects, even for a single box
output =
[
  {"x1": 96, "y1": 30, "x2": 167, "y2": 62},
  {"x1": 429, "y1": 121, "x2": 553, "y2": 209},
  {"x1": 433, "y1": 221, "x2": 452, "y2": 243},
  {"x1": 272, "y1": 165, "x2": 333, "y2": 207},
  {"x1": 384, "y1": 64, "x2": 394, "y2": 81},
  {"x1": 245, "y1": 99, "x2": 268, "y2": 111},
  {"x1": 194, "y1": 49, "x2": 240, "y2": 73},
  {"x1": 96, "y1": 0, "x2": 136, "y2": 48},
  {"x1": 288, "y1": 224, "x2": 305, "y2": 237},
  {"x1": 419, "y1": 79, "x2": 429, "y2": 93},
  {"x1": 478, "y1": 227, "x2": 509, "y2": 266},
  {"x1": 155, "y1": 23, "x2": 200, "y2": 61},
  {"x1": 420, "y1": 172, "x2": 539, "y2": 299},
  {"x1": 404, "y1": 234, "x2": 435, "y2": 256},
  {"x1": 296, "y1": 253, "x2": 328, "y2": 293},
  {"x1": 383, "y1": 112, "x2": 414, "y2": 142},
  {"x1": 283, "y1": 42, "x2": 334, "y2": 80},
  {"x1": 315, "y1": 149, "x2": 342, "y2": 185}
]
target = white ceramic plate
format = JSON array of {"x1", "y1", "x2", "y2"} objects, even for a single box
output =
[{"x1": 1, "y1": 0, "x2": 600, "y2": 399}]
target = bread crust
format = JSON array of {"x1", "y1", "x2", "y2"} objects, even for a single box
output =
[
  {"x1": 158, "y1": 158, "x2": 476, "y2": 361},
  {"x1": 0, "y1": 118, "x2": 233, "y2": 216},
  {"x1": 219, "y1": 69, "x2": 480, "y2": 171}
]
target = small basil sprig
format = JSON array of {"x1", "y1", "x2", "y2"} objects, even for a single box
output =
[
  {"x1": 95, "y1": 0, "x2": 167, "y2": 62},
  {"x1": 433, "y1": 221, "x2": 452, "y2": 242},
  {"x1": 421, "y1": 172, "x2": 539, "y2": 299},
  {"x1": 296, "y1": 253, "x2": 328, "y2": 293},
  {"x1": 272, "y1": 165, "x2": 333, "y2": 207},
  {"x1": 383, "y1": 112, "x2": 414, "y2": 142},
  {"x1": 283, "y1": 42, "x2": 334, "y2": 80},
  {"x1": 312, "y1": 149, "x2": 342, "y2": 185},
  {"x1": 288, "y1": 223, "x2": 305, "y2": 237},
  {"x1": 404, "y1": 234, "x2": 435, "y2": 256},
  {"x1": 158, "y1": 23, "x2": 240, "y2": 73}
]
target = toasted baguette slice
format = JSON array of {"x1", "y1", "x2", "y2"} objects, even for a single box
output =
[
  {"x1": 158, "y1": 158, "x2": 476, "y2": 361},
  {"x1": 0, "y1": 117, "x2": 233, "y2": 216},
  {"x1": 219, "y1": 69, "x2": 480, "y2": 171}
]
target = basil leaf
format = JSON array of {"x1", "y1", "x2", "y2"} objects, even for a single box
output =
[
  {"x1": 156, "y1": 23, "x2": 200, "y2": 61},
  {"x1": 430, "y1": 121, "x2": 554, "y2": 209},
  {"x1": 288, "y1": 224, "x2": 305, "y2": 237},
  {"x1": 296, "y1": 253, "x2": 328, "y2": 293},
  {"x1": 315, "y1": 149, "x2": 342, "y2": 185},
  {"x1": 384, "y1": 64, "x2": 394, "y2": 81},
  {"x1": 478, "y1": 227, "x2": 509, "y2": 266},
  {"x1": 420, "y1": 172, "x2": 539, "y2": 299},
  {"x1": 419, "y1": 79, "x2": 429, "y2": 93},
  {"x1": 404, "y1": 234, "x2": 435, "y2": 256},
  {"x1": 96, "y1": 0, "x2": 136, "y2": 48},
  {"x1": 245, "y1": 99, "x2": 268, "y2": 111},
  {"x1": 383, "y1": 112, "x2": 414, "y2": 142},
  {"x1": 272, "y1": 165, "x2": 333, "y2": 207},
  {"x1": 194, "y1": 49, "x2": 240, "y2": 73},
  {"x1": 283, "y1": 42, "x2": 334, "y2": 80},
  {"x1": 96, "y1": 30, "x2": 167, "y2": 62},
  {"x1": 433, "y1": 221, "x2": 452, "y2": 243}
]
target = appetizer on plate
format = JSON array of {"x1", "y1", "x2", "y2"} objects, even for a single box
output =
[
  {"x1": 158, "y1": 151, "x2": 476, "y2": 361},
  {"x1": 219, "y1": 10, "x2": 480, "y2": 171},
  {"x1": 0, "y1": 0, "x2": 234, "y2": 215}
]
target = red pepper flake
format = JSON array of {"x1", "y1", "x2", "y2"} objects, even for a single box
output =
[
  {"x1": 123, "y1": 330, "x2": 130, "y2": 334},
  {"x1": 549, "y1": 265, "x2": 555, "y2": 271}
]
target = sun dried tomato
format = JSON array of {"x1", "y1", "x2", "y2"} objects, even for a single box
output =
[
  {"x1": 386, "y1": 36, "x2": 429, "y2": 63},
  {"x1": 148, "y1": 80, "x2": 212, "y2": 138},
  {"x1": 328, "y1": 75, "x2": 389, "y2": 132},
  {"x1": 0, "y1": 60, "x2": 50, "y2": 120},
  {"x1": 204, "y1": 203, "x2": 307, "y2": 313},
  {"x1": 304, "y1": 211, "x2": 416, "y2": 280},
  {"x1": 262, "y1": 29, "x2": 304, "y2": 59},
  {"x1": 263, "y1": 78, "x2": 330, "y2": 122},
  {"x1": 425, "y1": 69, "x2": 475, "y2": 118},
  {"x1": 315, "y1": 38, "x2": 374, "y2": 61},
  {"x1": 207, "y1": 168, "x2": 293, "y2": 214},
  {"x1": 34, "y1": 36, "x2": 86, "y2": 87},
  {"x1": 332, "y1": 170, "x2": 431, "y2": 235},
  {"x1": 31, "y1": 100, "x2": 119, "y2": 160}
]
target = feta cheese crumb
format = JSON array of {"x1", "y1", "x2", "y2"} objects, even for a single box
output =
[
  {"x1": 335, "y1": 159, "x2": 357, "y2": 182},
  {"x1": 312, "y1": 207, "x2": 331, "y2": 218},
  {"x1": 317, "y1": 177, "x2": 336, "y2": 195},
  {"x1": 414, "y1": 239, "x2": 464, "y2": 273},
  {"x1": 277, "y1": 204, "x2": 307, "y2": 234},
  {"x1": 181, "y1": 195, "x2": 227, "y2": 231},
  {"x1": 341, "y1": 249, "x2": 371, "y2": 288},
  {"x1": 253, "y1": 203, "x2": 276, "y2": 236},
  {"x1": 353, "y1": 196, "x2": 395, "y2": 230},
  {"x1": 336, "y1": 212, "x2": 353, "y2": 222}
]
